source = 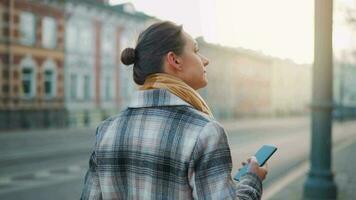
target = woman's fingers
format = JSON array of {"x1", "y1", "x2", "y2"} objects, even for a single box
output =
[
  {"x1": 250, "y1": 156, "x2": 258, "y2": 163},
  {"x1": 262, "y1": 163, "x2": 269, "y2": 174},
  {"x1": 246, "y1": 157, "x2": 251, "y2": 163}
]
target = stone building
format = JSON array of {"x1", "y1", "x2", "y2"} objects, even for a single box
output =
[
  {"x1": 270, "y1": 59, "x2": 311, "y2": 116},
  {"x1": 333, "y1": 59, "x2": 356, "y2": 119},
  {"x1": 198, "y1": 38, "x2": 273, "y2": 119},
  {"x1": 0, "y1": 0, "x2": 156, "y2": 129},
  {"x1": 198, "y1": 37, "x2": 311, "y2": 119},
  {"x1": 0, "y1": 0, "x2": 314, "y2": 129},
  {"x1": 0, "y1": 0, "x2": 66, "y2": 129},
  {"x1": 63, "y1": 1, "x2": 156, "y2": 128}
]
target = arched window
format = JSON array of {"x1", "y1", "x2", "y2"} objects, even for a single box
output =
[
  {"x1": 42, "y1": 59, "x2": 57, "y2": 98},
  {"x1": 20, "y1": 55, "x2": 36, "y2": 98}
]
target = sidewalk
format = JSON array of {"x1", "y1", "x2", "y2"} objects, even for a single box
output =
[
  {"x1": 221, "y1": 116, "x2": 308, "y2": 131},
  {"x1": 266, "y1": 137, "x2": 356, "y2": 200}
]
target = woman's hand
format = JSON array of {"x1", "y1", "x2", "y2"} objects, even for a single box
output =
[{"x1": 240, "y1": 156, "x2": 268, "y2": 181}]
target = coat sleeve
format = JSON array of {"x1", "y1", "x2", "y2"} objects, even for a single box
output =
[
  {"x1": 80, "y1": 127, "x2": 103, "y2": 200},
  {"x1": 188, "y1": 121, "x2": 262, "y2": 200}
]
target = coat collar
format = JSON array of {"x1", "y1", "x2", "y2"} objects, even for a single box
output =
[{"x1": 128, "y1": 89, "x2": 193, "y2": 108}]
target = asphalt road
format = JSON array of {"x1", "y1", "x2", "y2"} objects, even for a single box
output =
[
  {"x1": 0, "y1": 128, "x2": 95, "y2": 200},
  {"x1": 0, "y1": 117, "x2": 355, "y2": 200}
]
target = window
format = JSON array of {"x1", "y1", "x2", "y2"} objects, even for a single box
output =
[
  {"x1": 101, "y1": 25, "x2": 116, "y2": 68},
  {"x1": 101, "y1": 75, "x2": 113, "y2": 101},
  {"x1": 79, "y1": 23, "x2": 94, "y2": 53},
  {"x1": 44, "y1": 70, "x2": 54, "y2": 97},
  {"x1": 66, "y1": 22, "x2": 77, "y2": 51},
  {"x1": 65, "y1": 19, "x2": 94, "y2": 55},
  {"x1": 20, "y1": 12, "x2": 36, "y2": 45},
  {"x1": 101, "y1": 25, "x2": 115, "y2": 56},
  {"x1": 84, "y1": 75, "x2": 90, "y2": 100},
  {"x1": 70, "y1": 74, "x2": 77, "y2": 100},
  {"x1": 20, "y1": 56, "x2": 36, "y2": 98},
  {"x1": 43, "y1": 59, "x2": 57, "y2": 98},
  {"x1": 22, "y1": 68, "x2": 34, "y2": 97},
  {"x1": 104, "y1": 76, "x2": 113, "y2": 101},
  {"x1": 42, "y1": 17, "x2": 57, "y2": 48},
  {"x1": 105, "y1": 76, "x2": 111, "y2": 101}
]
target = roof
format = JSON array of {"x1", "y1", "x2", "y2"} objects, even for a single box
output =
[{"x1": 48, "y1": 0, "x2": 156, "y2": 21}]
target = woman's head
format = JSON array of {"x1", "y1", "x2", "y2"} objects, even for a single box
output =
[{"x1": 121, "y1": 21, "x2": 209, "y2": 90}]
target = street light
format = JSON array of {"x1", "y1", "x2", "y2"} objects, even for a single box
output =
[{"x1": 303, "y1": 0, "x2": 338, "y2": 199}]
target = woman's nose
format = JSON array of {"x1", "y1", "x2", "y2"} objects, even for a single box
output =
[{"x1": 202, "y1": 56, "x2": 209, "y2": 66}]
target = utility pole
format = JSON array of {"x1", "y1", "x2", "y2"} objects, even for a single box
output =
[{"x1": 303, "y1": 0, "x2": 338, "y2": 199}]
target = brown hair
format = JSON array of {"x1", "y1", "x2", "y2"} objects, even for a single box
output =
[{"x1": 121, "y1": 21, "x2": 185, "y2": 85}]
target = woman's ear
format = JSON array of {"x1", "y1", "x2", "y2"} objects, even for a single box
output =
[{"x1": 166, "y1": 51, "x2": 182, "y2": 71}]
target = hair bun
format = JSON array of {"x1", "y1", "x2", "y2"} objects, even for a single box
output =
[{"x1": 121, "y1": 48, "x2": 136, "y2": 65}]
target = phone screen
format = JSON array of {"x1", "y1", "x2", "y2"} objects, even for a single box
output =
[
  {"x1": 233, "y1": 145, "x2": 277, "y2": 181},
  {"x1": 255, "y1": 145, "x2": 277, "y2": 166}
]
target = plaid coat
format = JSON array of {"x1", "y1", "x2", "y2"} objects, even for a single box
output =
[{"x1": 81, "y1": 89, "x2": 262, "y2": 200}]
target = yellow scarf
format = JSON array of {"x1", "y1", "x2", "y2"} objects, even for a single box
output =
[{"x1": 139, "y1": 73, "x2": 214, "y2": 117}]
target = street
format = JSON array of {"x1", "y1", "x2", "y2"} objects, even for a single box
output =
[
  {"x1": 0, "y1": 117, "x2": 355, "y2": 200},
  {"x1": 0, "y1": 128, "x2": 95, "y2": 200}
]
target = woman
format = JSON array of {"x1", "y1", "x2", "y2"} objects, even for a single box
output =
[{"x1": 81, "y1": 21, "x2": 267, "y2": 200}]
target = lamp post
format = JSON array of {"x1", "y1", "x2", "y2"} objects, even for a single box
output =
[{"x1": 303, "y1": 0, "x2": 338, "y2": 199}]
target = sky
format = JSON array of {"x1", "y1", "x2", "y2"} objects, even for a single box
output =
[{"x1": 110, "y1": 0, "x2": 355, "y2": 64}]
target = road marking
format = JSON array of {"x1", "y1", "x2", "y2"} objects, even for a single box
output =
[{"x1": 263, "y1": 137, "x2": 356, "y2": 200}]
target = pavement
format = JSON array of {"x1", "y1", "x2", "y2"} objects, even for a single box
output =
[
  {"x1": 1, "y1": 115, "x2": 355, "y2": 200},
  {"x1": 222, "y1": 116, "x2": 356, "y2": 200},
  {"x1": 264, "y1": 121, "x2": 356, "y2": 200},
  {"x1": 221, "y1": 115, "x2": 308, "y2": 132}
]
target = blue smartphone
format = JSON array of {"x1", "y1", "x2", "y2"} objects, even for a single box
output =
[{"x1": 234, "y1": 145, "x2": 277, "y2": 181}]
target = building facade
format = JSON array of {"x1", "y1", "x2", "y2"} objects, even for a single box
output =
[
  {"x1": 0, "y1": 0, "x2": 66, "y2": 129},
  {"x1": 0, "y1": 0, "x2": 156, "y2": 130},
  {"x1": 333, "y1": 59, "x2": 356, "y2": 119},
  {"x1": 198, "y1": 37, "x2": 311, "y2": 119},
  {"x1": 63, "y1": 1, "x2": 156, "y2": 128},
  {"x1": 0, "y1": 0, "x2": 315, "y2": 129},
  {"x1": 198, "y1": 38, "x2": 274, "y2": 119},
  {"x1": 270, "y1": 59, "x2": 311, "y2": 116}
]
